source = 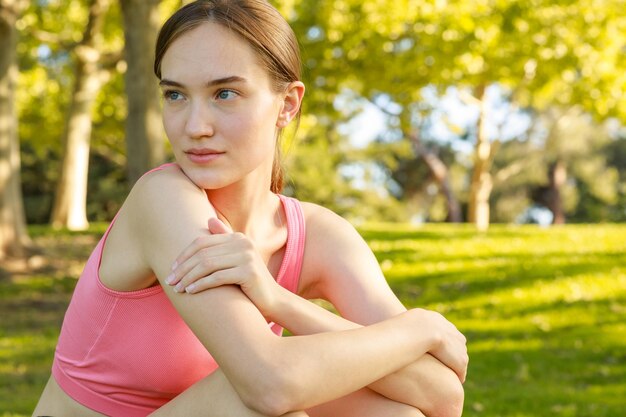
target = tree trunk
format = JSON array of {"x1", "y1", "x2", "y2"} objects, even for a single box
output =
[
  {"x1": 467, "y1": 85, "x2": 496, "y2": 231},
  {"x1": 50, "y1": 55, "x2": 104, "y2": 230},
  {"x1": 547, "y1": 160, "x2": 567, "y2": 224},
  {"x1": 409, "y1": 133, "x2": 462, "y2": 223},
  {"x1": 0, "y1": 0, "x2": 30, "y2": 259},
  {"x1": 50, "y1": 0, "x2": 110, "y2": 230},
  {"x1": 120, "y1": 0, "x2": 164, "y2": 185}
]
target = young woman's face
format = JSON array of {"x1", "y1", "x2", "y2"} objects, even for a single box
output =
[{"x1": 159, "y1": 22, "x2": 284, "y2": 190}]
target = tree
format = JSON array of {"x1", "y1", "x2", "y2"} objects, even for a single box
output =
[
  {"x1": 49, "y1": 0, "x2": 117, "y2": 230},
  {"x1": 490, "y1": 106, "x2": 619, "y2": 224},
  {"x1": 285, "y1": 0, "x2": 626, "y2": 228},
  {"x1": 410, "y1": 133, "x2": 462, "y2": 222},
  {"x1": 389, "y1": 1, "x2": 624, "y2": 229},
  {"x1": 604, "y1": 134, "x2": 626, "y2": 221},
  {"x1": 0, "y1": 0, "x2": 30, "y2": 259},
  {"x1": 537, "y1": 107, "x2": 618, "y2": 223},
  {"x1": 120, "y1": 0, "x2": 164, "y2": 185}
]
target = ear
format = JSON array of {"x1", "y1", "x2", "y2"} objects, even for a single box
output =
[{"x1": 276, "y1": 81, "x2": 305, "y2": 128}]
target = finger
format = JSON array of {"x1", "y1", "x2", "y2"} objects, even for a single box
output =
[
  {"x1": 174, "y1": 253, "x2": 244, "y2": 292},
  {"x1": 169, "y1": 235, "x2": 249, "y2": 286},
  {"x1": 452, "y1": 346, "x2": 469, "y2": 383},
  {"x1": 170, "y1": 233, "x2": 234, "y2": 273},
  {"x1": 209, "y1": 217, "x2": 232, "y2": 234},
  {"x1": 432, "y1": 341, "x2": 467, "y2": 383},
  {"x1": 461, "y1": 352, "x2": 469, "y2": 384},
  {"x1": 184, "y1": 267, "x2": 242, "y2": 294}
]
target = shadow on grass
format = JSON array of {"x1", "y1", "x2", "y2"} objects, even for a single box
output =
[
  {"x1": 0, "y1": 275, "x2": 78, "y2": 414},
  {"x1": 358, "y1": 223, "x2": 551, "y2": 242},
  {"x1": 383, "y1": 249, "x2": 624, "y2": 306},
  {"x1": 360, "y1": 224, "x2": 626, "y2": 417},
  {"x1": 464, "y1": 344, "x2": 626, "y2": 417},
  {"x1": 458, "y1": 294, "x2": 626, "y2": 417},
  {"x1": 0, "y1": 225, "x2": 102, "y2": 414}
]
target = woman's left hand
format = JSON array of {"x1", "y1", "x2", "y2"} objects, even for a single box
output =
[{"x1": 165, "y1": 218, "x2": 281, "y2": 316}]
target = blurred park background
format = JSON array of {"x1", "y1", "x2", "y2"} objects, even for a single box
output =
[{"x1": 0, "y1": 0, "x2": 625, "y2": 416}]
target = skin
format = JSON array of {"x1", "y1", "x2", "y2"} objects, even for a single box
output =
[{"x1": 33, "y1": 22, "x2": 467, "y2": 417}]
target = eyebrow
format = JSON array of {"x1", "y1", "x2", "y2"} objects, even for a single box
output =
[{"x1": 159, "y1": 76, "x2": 247, "y2": 88}]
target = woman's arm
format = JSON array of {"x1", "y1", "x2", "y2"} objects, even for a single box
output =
[
  {"x1": 299, "y1": 204, "x2": 466, "y2": 415},
  {"x1": 167, "y1": 198, "x2": 466, "y2": 416},
  {"x1": 127, "y1": 167, "x2": 460, "y2": 416},
  {"x1": 268, "y1": 284, "x2": 464, "y2": 417}
]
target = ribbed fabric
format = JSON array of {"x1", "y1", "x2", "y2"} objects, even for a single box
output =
[{"x1": 52, "y1": 164, "x2": 306, "y2": 417}]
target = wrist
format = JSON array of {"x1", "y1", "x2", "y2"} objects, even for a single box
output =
[
  {"x1": 406, "y1": 308, "x2": 442, "y2": 351},
  {"x1": 261, "y1": 284, "x2": 290, "y2": 323}
]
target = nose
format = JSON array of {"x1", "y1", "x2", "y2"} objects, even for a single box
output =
[{"x1": 185, "y1": 101, "x2": 215, "y2": 139}]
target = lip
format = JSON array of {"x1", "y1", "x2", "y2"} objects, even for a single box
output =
[{"x1": 184, "y1": 148, "x2": 225, "y2": 164}]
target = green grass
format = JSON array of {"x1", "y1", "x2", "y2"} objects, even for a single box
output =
[
  {"x1": 1, "y1": 223, "x2": 625, "y2": 416},
  {"x1": 362, "y1": 223, "x2": 626, "y2": 417}
]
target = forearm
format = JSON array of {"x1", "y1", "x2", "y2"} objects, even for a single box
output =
[
  {"x1": 271, "y1": 310, "x2": 436, "y2": 412},
  {"x1": 268, "y1": 286, "x2": 361, "y2": 334},
  {"x1": 160, "y1": 282, "x2": 437, "y2": 415},
  {"x1": 270, "y1": 286, "x2": 464, "y2": 416},
  {"x1": 368, "y1": 354, "x2": 464, "y2": 417}
]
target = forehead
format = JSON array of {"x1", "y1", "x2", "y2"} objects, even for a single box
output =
[{"x1": 160, "y1": 22, "x2": 268, "y2": 85}]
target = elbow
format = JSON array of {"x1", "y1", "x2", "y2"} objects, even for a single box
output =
[
  {"x1": 240, "y1": 391, "x2": 292, "y2": 417},
  {"x1": 238, "y1": 367, "x2": 303, "y2": 416}
]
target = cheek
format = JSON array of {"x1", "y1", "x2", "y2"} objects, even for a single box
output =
[
  {"x1": 242, "y1": 100, "x2": 282, "y2": 138},
  {"x1": 229, "y1": 112, "x2": 271, "y2": 143},
  {"x1": 162, "y1": 111, "x2": 182, "y2": 143}
]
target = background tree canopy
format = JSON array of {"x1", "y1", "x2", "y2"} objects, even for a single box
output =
[{"x1": 1, "y1": 0, "x2": 625, "y2": 257}]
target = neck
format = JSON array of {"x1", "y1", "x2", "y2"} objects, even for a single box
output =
[{"x1": 205, "y1": 178, "x2": 280, "y2": 236}]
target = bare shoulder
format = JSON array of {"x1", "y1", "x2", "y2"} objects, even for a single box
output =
[
  {"x1": 300, "y1": 202, "x2": 359, "y2": 237},
  {"x1": 130, "y1": 164, "x2": 207, "y2": 204},
  {"x1": 100, "y1": 164, "x2": 215, "y2": 291},
  {"x1": 125, "y1": 164, "x2": 215, "y2": 224},
  {"x1": 298, "y1": 201, "x2": 405, "y2": 321},
  {"x1": 300, "y1": 202, "x2": 369, "y2": 255},
  {"x1": 297, "y1": 202, "x2": 375, "y2": 297}
]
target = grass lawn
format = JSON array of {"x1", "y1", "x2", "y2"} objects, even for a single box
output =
[{"x1": 1, "y1": 223, "x2": 625, "y2": 416}]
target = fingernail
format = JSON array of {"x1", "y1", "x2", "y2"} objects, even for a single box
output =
[
  {"x1": 185, "y1": 284, "x2": 196, "y2": 293},
  {"x1": 171, "y1": 261, "x2": 178, "y2": 270},
  {"x1": 165, "y1": 273, "x2": 175, "y2": 285},
  {"x1": 174, "y1": 283, "x2": 184, "y2": 292}
]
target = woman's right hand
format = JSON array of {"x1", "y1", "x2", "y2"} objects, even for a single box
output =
[
  {"x1": 410, "y1": 308, "x2": 469, "y2": 383},
  {"x1": 165, "y1": 218, "x2": 283, "y2": 318}
]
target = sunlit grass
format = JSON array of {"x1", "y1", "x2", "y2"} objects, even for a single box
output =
[
  {"x1": 1, "y1": 223, "x2": 625, "y2": 415},
  {"x1": 0, "y1": 273, "x2": 79, "y2": 414},
  {"x1": 361, "y1": 223, "x2": 626, "y2": 417}
]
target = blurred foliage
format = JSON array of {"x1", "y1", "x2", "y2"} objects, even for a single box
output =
[
  {"x1": 2, "y1": 223, "x2": 625, "y2": 415},
  {"x1": 279, "y1": 0, "x2": 626, "y2": 223},
  {"x1": 490, "y1": 107, "x2": 622, "y2": 223},
  {"x1": 14, "y1": 0, "x2": 626, "y2": 224},
  {"x1": 604, "y1": 132, "x2": 626, "y2": 221}
]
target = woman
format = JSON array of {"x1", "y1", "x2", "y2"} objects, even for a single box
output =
[{"x1": 33, "y1": 1, "x2": 467, "y2": 416}]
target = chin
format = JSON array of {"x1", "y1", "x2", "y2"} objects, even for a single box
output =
[{"x1": 177, "y1": 165, "x2": 231, "y2": 190}]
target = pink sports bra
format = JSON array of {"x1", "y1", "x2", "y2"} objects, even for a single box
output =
[{"x1": 52, "y1": 164, "x2": 306, "y2": 416}]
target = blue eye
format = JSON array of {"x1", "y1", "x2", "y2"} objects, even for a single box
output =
[
  {"x1": 217, "y1": 90, "x2": 237, "y2": 100},
  {"x1": 163, "y1": 90, "x2": 183, "y2": 101}
]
